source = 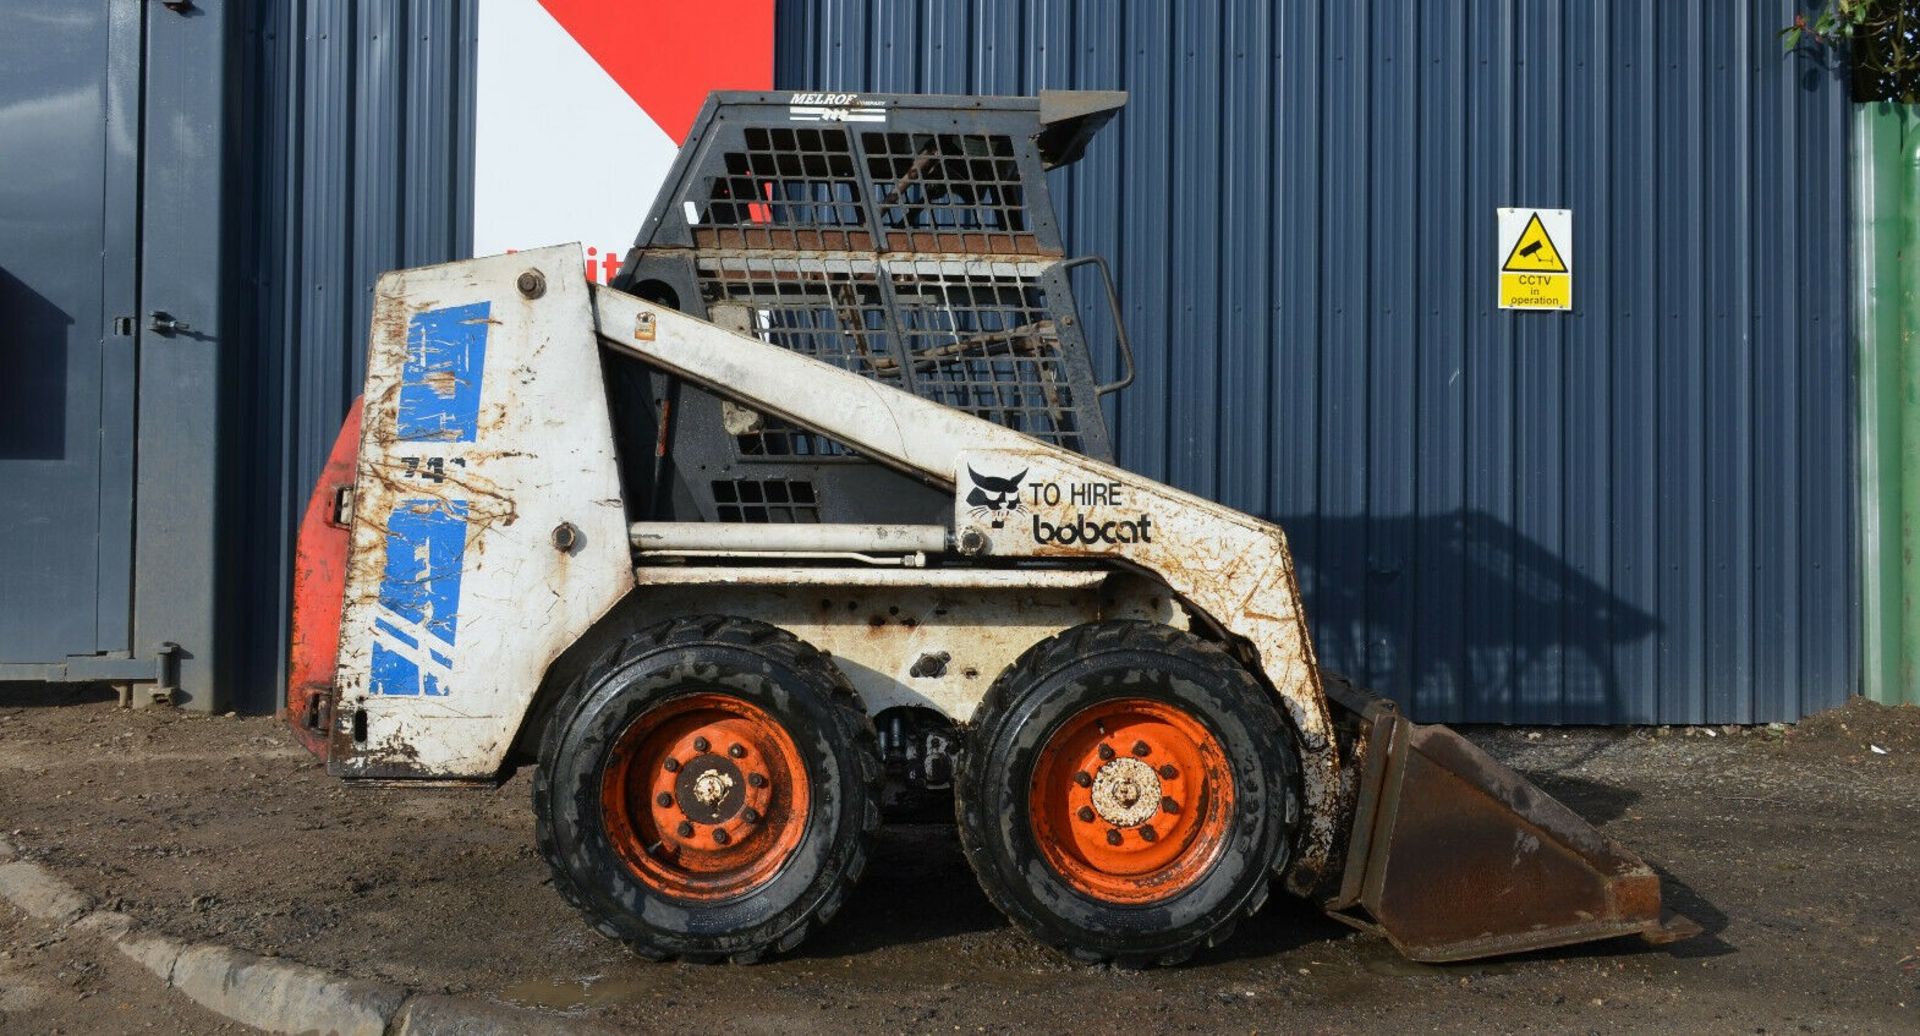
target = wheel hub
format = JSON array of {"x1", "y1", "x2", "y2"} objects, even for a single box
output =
[
  {"x1": 1027, "y1": 698, "x2": 1235, "y2": 904},
  {"x1": 1090, "y1": 757, "x2": 1162, "y2": 826},
  {"x1": 599, "y1": 693, "x2": 811, "y2": 901},
  {"x1": 675, "y1": 753, "x2": 745, "y2": 824}
]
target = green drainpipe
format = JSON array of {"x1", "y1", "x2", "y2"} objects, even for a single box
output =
[{"x1": 1858, "y1": 102, "x2": 1920, "y2": 707}]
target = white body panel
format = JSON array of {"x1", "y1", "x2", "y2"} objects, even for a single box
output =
[
  {"x1": 333, "y1": 247, "x2": 633, "y2": 776},
  {"x1": 331, "y1": 260, "x2": 1338, "y2": 892},
  {"x1": 624, "y1": 566, "x2": 1176, "y2": 722}
]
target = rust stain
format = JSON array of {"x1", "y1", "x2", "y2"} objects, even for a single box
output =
[
  {"x1": 422, "y1": 370, "x2": 461, "y2": 399},
  {"x1": 371, "y1": 285, "x2": 413, "y2": 349}
]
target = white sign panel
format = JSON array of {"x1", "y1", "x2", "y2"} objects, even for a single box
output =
[
  {"x1": 1496, "y1": 207, "x2": 1572, "y2": 311},
  {"x1": 472, "y1": 0, "x2": 772, "y2": 282}
]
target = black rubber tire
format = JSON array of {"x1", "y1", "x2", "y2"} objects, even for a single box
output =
[
  {"x1": 955, "y1": 621, "x2": 1301, "y2": 967},
  {"x1": 533, "y1": 615, "x2": 882, "y2": 963}
]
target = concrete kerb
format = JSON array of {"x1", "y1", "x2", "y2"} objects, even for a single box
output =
[
  {"x1": 166, "y1": 942, "x2": 407, "y2": 1036},
  {"x1": 0, "y1": 835, "x2": 615, "y2": 1035},
  {"x1": 0, "y1": 859, "x2": 94, "y2": 924}
]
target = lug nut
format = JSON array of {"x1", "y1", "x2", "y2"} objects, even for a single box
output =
[
  {"x1": 1077, "y1": 806, "x2": 1095, "y2": 823},
  {"x1": 1105, "y1": 829, "x2": 1123, "y2": 846},
  {"x1": 742, "y1": 807, "x2": 761, "y2": 824},
  {"x1": 656, "y1": 792, "x2": 674, "y2": 808},
  {"x1": 676, "y1": 821, "x2": 694, "y2": 838},
  {"x1": 1073, "y1": 771, "x2": 1093, "y2": 788},
  {"x1": 1131, "y1": 740, "x2": 1151, "y2": 757},
  {"x1": 748, "y1": 773, "x2": 768, "y2": 788},
  {"x1": 663, "y1": 758, "x2": 681, "y2": 773},
  {"x1": 729, "y1": 743, "x2": 746, "y2": 758},
  {"x1": 713, "y1": 828, "x2": 731, "y2": 845},
  {"x1": 693, "y1": 736, "x2": 710, "y2": 752},
  {"x1": 1160, "y1": 796, "x2": 1180, "y2": 814},
  {"x1": 1097, "y1": 744, "x2": 1115, "y2": 761},
  {"x1": 1158, "y1": 764, "x2": 1178, "y2": 780},
  {"x1": 1139, "y1": 824, "x2": 1158, "y2": 843}
]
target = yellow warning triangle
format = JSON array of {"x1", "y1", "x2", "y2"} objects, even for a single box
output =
[{"x1": 1502, "y1": 213, "x2": 1568, "y2": 273}]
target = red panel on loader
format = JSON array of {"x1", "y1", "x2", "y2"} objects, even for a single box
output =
[{"x1": 285, "y1": 397, "x2": 362, "y2": 760}]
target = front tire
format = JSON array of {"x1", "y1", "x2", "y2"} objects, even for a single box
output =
[
  {"x1": 956, "y1": 621, "x2": 1300, "y2": 966},
  {"x1": 533, "y1": 616, "x2": 881, "y2": 963}
]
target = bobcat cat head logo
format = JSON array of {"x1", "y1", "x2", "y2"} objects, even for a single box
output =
[{"x1": 966, "y1": 465, "x2": 1028, "y2": 528}]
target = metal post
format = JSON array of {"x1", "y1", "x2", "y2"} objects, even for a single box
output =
[{"x1": 1855, "y1": 102, "x2": 1920, "y2": 707}]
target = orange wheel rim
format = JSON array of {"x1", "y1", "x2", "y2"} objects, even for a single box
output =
[
  {"x1": 600, "y1": 693, "x2": 810, "y2": 901},
  {"x1": 1028, "y1": 698, "x2": 1234, "y2": 904}
]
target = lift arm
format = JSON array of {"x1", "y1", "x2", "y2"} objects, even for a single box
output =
[{"x1": 589, "y1": 283, "x2": 1348, "y2": 893}]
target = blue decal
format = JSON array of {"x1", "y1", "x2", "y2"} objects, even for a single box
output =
[
  {"x1": 369, "y1": 499, "x2": 468, "y2": 697},
  {"x1": 373, "y1": 618, "x2": 418, "y2": 649},
  {"x1": 372, "y1": 642, "x2": 448, "y2": 698},
  {"x1": 397, "y1": 301, "x2": 491, "y2": 441}
]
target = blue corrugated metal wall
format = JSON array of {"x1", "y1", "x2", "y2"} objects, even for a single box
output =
[
  {"x1": 775, "y1": 1, "x2": 1857, "y2": 724},
  {"x1": 234, "y1": 1, "x2": 478, "y2": 712}
]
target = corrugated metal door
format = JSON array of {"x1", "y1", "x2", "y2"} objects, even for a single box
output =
[
  {"x1": 775, "y1": 0, "x2": 1857, "y2": 724},
  {"x1": 0, "y1": 1, "x2": 140, "y2": 661}
]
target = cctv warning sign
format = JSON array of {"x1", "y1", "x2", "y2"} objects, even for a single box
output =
[{"x1": 1497, "y1": 208, "x2": 1572, "y2": 311}]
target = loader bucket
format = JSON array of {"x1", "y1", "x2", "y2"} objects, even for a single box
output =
[{"x1": 1326, "y1": 692, "x2": 1699, "y2": 961}]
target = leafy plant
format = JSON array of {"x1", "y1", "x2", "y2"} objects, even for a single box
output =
[{"x1": 1782, "y1": 1, "x2": 1920, "y2": 103}]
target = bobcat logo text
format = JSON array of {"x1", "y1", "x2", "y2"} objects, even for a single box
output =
[{"x1": 1024, "y1": 480, "x2": 1155, "y2": 546}]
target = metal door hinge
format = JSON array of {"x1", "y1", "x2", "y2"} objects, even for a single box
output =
[{"x1": 112, "y1": 316, "x2": 135, "y2": 336}]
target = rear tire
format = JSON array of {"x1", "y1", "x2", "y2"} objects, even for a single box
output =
[
  {"x1": 533, "y1": 615, "x2": 881, "y2": 963},
  {"x1": 956, "y1": 621, "x2": 1299, "y2": 966}
]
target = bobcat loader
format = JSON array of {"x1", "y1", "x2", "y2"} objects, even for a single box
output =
[{"x1": 287, "y1": 91, "x2": 1696, "y2": 966}]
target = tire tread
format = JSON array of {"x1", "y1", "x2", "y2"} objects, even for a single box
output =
[
  {"x1": 533, "y1": 615, "x2": 881, "y2": 964},
  {"x1": 955, "y1": 620, "x2": 1301, "y2": 967}
]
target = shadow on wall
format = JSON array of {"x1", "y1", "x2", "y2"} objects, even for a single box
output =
[
  {"x1": 0, "y1": 265, "x2": 71, "y2": 460},
  {"x1": 1279, "y1": 510, "x2": 1661, "y2": 725}
]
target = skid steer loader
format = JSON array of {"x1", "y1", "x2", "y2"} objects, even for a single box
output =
[{"x1": 287, "y1": 91, "x2": 1696, "y2": 966}]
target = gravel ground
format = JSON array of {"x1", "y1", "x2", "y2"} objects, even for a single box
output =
[{"x1": 1, "y1": 682, "x2": 1915, "y2": 1034}]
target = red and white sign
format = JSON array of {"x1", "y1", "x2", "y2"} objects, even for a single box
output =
[{"x1": 473, "y1": 0, "x2": 774, "y2": 282}]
